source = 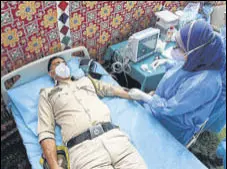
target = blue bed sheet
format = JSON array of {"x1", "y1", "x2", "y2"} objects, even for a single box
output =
[{"x1": 7, "y1": 57, "x2": 207, "y2": 169}]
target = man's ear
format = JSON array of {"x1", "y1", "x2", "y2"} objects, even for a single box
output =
[{"x1": 48, "y1": 71, "x2": 53, "y2": 78}]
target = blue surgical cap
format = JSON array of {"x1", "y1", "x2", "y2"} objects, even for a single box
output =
[{"x1": 180, "y1": 20, "x2": 226, "y2": 72}]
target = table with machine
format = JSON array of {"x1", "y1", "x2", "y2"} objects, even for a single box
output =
[{"x1": 103, "y1": 40, "x2": 176, "y2": 92}]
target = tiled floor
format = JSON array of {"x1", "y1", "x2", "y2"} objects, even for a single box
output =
[
  {"x1": 189, "y1": 129, "x2": 226, "y2": 169},
  {"x1": 1, "y1": 131, "x2": 31, "y2": 169}
]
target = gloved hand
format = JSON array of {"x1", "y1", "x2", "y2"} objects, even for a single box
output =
[
  {"x1": 128, "y1": 88, "x2": 152, "y2": 102},
  {"x1": 151, "y1": 59, "x2": 169, "y2": 70}
]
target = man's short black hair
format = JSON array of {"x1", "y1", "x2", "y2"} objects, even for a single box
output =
[{"x1": 47, "y1": 56, "x2": 65, "y2": 72}]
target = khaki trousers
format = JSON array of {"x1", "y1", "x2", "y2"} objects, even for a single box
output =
[{"x1": 68, "y1": 129, "x2": 147, "y2": 169}]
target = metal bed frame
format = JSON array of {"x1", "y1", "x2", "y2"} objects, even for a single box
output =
[{"x1": 1, "y1": 46, "x2": 90, "y2": 108}]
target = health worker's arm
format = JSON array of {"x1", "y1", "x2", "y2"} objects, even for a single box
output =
[
  {"x1": 146, "y1": 74, "x2": 220, "y2": 117},
  {"x1": 164, "y1": 59, "x2": 182, "y2": 70},
  {"x1": 151, "y1": 59, "x2": 181, "y2": 71}
]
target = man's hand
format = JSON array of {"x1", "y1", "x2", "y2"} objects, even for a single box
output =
[
  {"x1": 149, "y1": 90, "x2": 155, "y2": 96},
  {"x1": 40, "y1": 139, "x2": 59, "y2": 169},
  {"x1": 128, "y1": 88, "x2": 152, "y2": 102},
  {"x1": 56, "y1": 167, "x2": 64, "y2": 169}
]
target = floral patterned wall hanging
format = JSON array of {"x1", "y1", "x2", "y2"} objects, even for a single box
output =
[
  {"x1": 1, "y1": 1, "x2": 226, "y2": 76},
  {"x1": 2, "y1": 1, "x2": 188, "y2": 76}
]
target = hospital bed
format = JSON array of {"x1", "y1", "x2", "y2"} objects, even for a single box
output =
[{"x1": 1, "y1": 46, "x2": 207, "y2": 169}]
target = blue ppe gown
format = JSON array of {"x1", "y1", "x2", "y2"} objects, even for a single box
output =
[
  {"x1": 142, "y1": 62, "x2": 222, "y2": 145},
  {"x1": 204, "y1": 70, "x2": 226, "y2": 133}
]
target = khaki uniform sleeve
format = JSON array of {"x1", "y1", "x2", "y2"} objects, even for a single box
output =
[
  {"x1": 88, "y1": 76, "x2": 120, "y2": 97},
  {"x1": 37, "y1": 90, "x2": 55, "y2": 143}
]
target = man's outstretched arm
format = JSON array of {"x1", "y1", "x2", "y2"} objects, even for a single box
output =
[
  {"x1": 111, "y1": 86, "x2": 131, "y2": 99},
  {"x1": 88, "y1": 76, "x2": 132, "y2": 99}
]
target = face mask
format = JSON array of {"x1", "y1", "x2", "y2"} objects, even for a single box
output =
[
  {"x1": 171, "y1": 47, "x2": 186, "y2": 61},
  {"x1": 55, "y1": 63, "x2": 70, "y2": 78}
]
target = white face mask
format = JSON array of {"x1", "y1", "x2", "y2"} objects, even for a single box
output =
[
  {"x1": 55, "y1": 63, "x2": 70, "y2": 78},
  {"x1": 175, "y1": 20, "x2": 216, "y2": 60},
  {"x1": 171, "y1": 22, "x2": 216, "y2": 62},
  {"x1": 171, "y1": 47, "x2": 186, "y2": 61}
]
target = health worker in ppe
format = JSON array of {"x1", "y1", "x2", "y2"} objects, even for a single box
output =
[
  {"x1": 205, "y1": 12, "x2": 226, "y2": 133},
  {"x1": 129, "y1": 20, "x2": 226, "y2": 145}
]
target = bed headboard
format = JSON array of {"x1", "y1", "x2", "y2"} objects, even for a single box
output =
[{"x1": 1, "y1": 46, "x2": 90, "y2": 107}]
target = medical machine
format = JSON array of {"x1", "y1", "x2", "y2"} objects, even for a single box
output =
[
  {"x1": 155, "y1": 10, "x2": 179, "y2": 39},
  {"x1": 127, "y1": 27, "x2": 160, "y2": 63}
]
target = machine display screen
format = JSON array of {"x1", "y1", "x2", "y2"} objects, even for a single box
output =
[{"x1": 137, "y1": 34, "x2": 158, "y2": 59}]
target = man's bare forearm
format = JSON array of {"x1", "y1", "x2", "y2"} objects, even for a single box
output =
[
  {"x1": 113, "y1": 87, "x2": 132, "y2": 99},
  {"x1": 41, "y1": 139, "x2": 60, "y2": 169}
]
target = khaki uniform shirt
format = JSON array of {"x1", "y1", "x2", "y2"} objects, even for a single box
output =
[{"x1": 37, "y1": 76, "x2": 118, "y2": 144}]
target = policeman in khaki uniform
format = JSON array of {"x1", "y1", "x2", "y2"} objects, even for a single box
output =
[{"x1": 38, "y1": 56, "x2": 148, "y2": 169}]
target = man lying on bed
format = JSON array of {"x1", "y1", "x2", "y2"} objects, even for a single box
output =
[{"x1": 38, "y1": 56, "x2": 147, "y2": 169}]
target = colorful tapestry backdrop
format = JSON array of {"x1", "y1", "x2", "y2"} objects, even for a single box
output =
[
  {"x1": 1, "y1": 1, "x2": 187, "y2": 76},
  {"x1": 1, "y1": 1, "x2": 226, "y2": 76},
  {"x1": 1, "y1": 0, "x2": 226, "y2": 113}
]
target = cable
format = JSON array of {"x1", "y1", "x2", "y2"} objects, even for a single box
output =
[
  {"x1": 110, "y1": 46, "x2": 132, "y2": 87},
  {"x1": 111, "y1": 47, "x2": 132, "y2": 74}
]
